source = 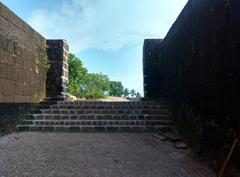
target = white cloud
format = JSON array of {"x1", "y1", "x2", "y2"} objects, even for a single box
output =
[{"x1": 28, "y1": 0, "x2": 188, "y2": 53}]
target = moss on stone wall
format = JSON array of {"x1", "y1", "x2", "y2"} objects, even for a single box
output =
[
  {"x1": 0, "y1": 3, "x2": 46, "y2": 103},
  {"x1": 0, "y1": 103, "x2": 37, "y2": 135}
]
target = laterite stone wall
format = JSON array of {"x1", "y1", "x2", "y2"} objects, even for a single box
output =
[
  {"x1": 143, "y1": 39, "x2": 163, "y2": 99},
  {"x1": 0, "y1": 3, "x2": 46, "y2": 103},
  {"x1": 46, "y1": 40, "x2": 69, "y2": 100},
  {"x1": 143, "y1": 0, "x2": 240, "y2": 147}
]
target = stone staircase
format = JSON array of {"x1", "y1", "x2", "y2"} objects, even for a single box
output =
[{"x1": 17, "y1": 100, "x2": 174, "y2": 132}]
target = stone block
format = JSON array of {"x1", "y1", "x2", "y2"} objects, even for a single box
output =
[
  {"x1": 1, "y1": 95, "x2": 13, "y2": 102},
  {"x1": 0, "y1": 64, "x2": 13, "y2": 80},
  {"x1": 80, "y1": 126, "x2": 95, "y2": 132},
  {"x1": 17, "y1": 125, "x2": 30, "y2": 132},
  {"x1": 55, "y1": 126, "x2": 69, "y2": 132},
  {"x1": 0, "y1": 3, "x2": 48, "y2": 103},
  {"x1": 118, "y1": 126, "x2": 130, "y2": 132},
  {"x1": 94, "y1": 127, "x2": 106, "y2": 132},
  {"x1": 131, "y1": 126, "x2": 144, "y2": 132},
  {"x1": 106, "y1": 126, "x2": 118, "y2": 132},
  {"x1": 0, "y1": 77, "x2": 13, "y2": 96},
  {"x1": 69, "y1": 126, "x2": 80, "y2": 132}
]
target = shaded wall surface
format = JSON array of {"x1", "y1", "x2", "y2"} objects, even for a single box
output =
[
  {"x1": 46, "y1": 40, "x2": 69, "y2": 99},
  {"x1": 0, "y1": 3, "x2": 46, "y2": 103},
  {"x1": 143, "y1": 0, "x2": 240, "y2": 138},
  {"x1": 143, "y1": 39, "x2": 163, "y2": 99}
]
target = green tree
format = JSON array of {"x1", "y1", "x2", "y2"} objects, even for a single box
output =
[
  {"x1": 68, "y1": 53, "x2": 110, "y2": 99},
  {"x1": 108, "y1": 81, "x2": 124, "y2": 97},
  {"x1": 68, "y1": 53, "x2": 142, "y2": 100},
  {"x1": 82, "y1": 73, "x2": 110, "y2": 99},
  {"x1": 68, "y1": 53, "x2": 87, "y2": 97},
  {"x1": 123, "y1": 88, "x2": 130, "y2": 98},
  {"x1": 130, "y1": 89, "x2": 137, "y2": 98},
  {"x1": 135, "y1": 92, "x2": 142, "y2": 98}
]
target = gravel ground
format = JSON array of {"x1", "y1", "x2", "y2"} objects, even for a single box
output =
[{"x1": 0, "y1": 133, "x2": 215, "y2": 177}]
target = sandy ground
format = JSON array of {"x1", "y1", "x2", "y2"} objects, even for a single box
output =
[
  {"x1": 0, "y1": 133, "x2": 215, "y2": 177},
  {"x1": 97, "y1": 96, "x2": 130, "y2": 102},
  {"x1": 66, "y1": 94, "x2": 130, "y2": 102}
]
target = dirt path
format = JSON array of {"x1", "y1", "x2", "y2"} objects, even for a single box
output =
[{"x1": 0, "y1": 133, "x2": 215, "y2": 177}]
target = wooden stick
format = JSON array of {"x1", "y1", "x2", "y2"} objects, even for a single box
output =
[
  {"x1": 158, "y1": 131, "x2": 181, "y2": 142},
  {"x1": 158, "y1": 130, "x2": 172, "y2": 138},
  {"x1": 151, "y1": 134, "x2": 169, "y2": 141},
  {"x1": 218, "y1": 137, "x2": 239, "y2": 177}
]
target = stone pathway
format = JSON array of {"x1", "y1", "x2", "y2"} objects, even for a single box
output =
[{"x1": 0, "y1": 133, "x2": 215, "y2": 177}]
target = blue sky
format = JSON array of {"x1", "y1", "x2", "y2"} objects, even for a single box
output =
[{"x1": 1, "y1": 0, "x2": 188, "y2": 95}]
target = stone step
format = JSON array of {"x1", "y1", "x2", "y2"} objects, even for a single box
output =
[
  {"x1": 17, "y1": 100, "x2": 174, "y2": 133},
  {"x1": 39, "y1": 101, "x2": 58, "y2": 106},
  {"x1": 29, "y1": 114, "x2": 172, "y2": 120},
  {"x1": 57, "y1": 101, "x2": 165, "y2": 105},
  {"x1": 43, "y1": 97, "x2": 63, "y2": 102},
  {"x1": 20, "y1": 119, "x2": 173, "y2": 126},
  {"x1": 33, "y1": 105, "x2": 52, "y2": 110},
  {"x1": 50, "y1": 105, "x2": 168, "y2": 110},
  {"x1": 29, "y1": 109, "x2": 43, "y2": 114},
  {"x1": 17, "y1": 125, "x2": 173, "y2": 133},
  {"x1": 41, "y1": 109, "x2": 170, "y2": 115}
]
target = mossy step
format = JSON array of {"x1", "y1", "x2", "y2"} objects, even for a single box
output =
[
  {"x1": 17, "y1": 125, "x2": 174, "y2": 133},
  {"x1": 20, "y1": 119, "x2": 174, "y2": 126}
]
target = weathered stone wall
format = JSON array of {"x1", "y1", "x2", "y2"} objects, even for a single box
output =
[
  {"x1": 143, "y1": 39, "x2": 163, "y2": 99},
  {"x1": 46, "y1": 40, "x2": 69, "y2": 100},
  {"x1": 0, "y1": 3, "x2": 46, "y2": 103},
  {"x1": 143, "y1": 0, "x2": 240, "y2": 147}
]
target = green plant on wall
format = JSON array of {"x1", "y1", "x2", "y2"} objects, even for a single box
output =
[
  {"x1": 12, "y1": 41, "x2": 17, "y2": 62},
  {"x1": 44, "y1": 56, "x2": 51, "y2": 72},
  {"x1": 35, "y1": 65, "x2": 40, "y2": 74},
  {"x1": 35, "y1": 56, "x2": 40, "y2": 65},
  {"x1": 0, "y1": 114, "x2": 21, "y2": 134}
]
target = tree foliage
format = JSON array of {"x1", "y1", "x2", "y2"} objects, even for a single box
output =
[
  {"x1": 68, "y1": 54, "x2": 110, "y2": 99},
  {"x1": 123, "y1": 88, "x2": 130, "y2": 98},
  {"x1": 82, "y1": 73, "x2": 110, "y2": 99},
  {"x1": 130, "y1": 89, "x2": 137, "y2": 97},
  {"x1": 68, "y1": 53, "x2": 142, "y2": 99},
  {"x1": 109, "y1": 81, "x2": 124, "y2": 97},
  {"x1": 68, "y1": 53, "x2": 87, "y2": 96}
]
